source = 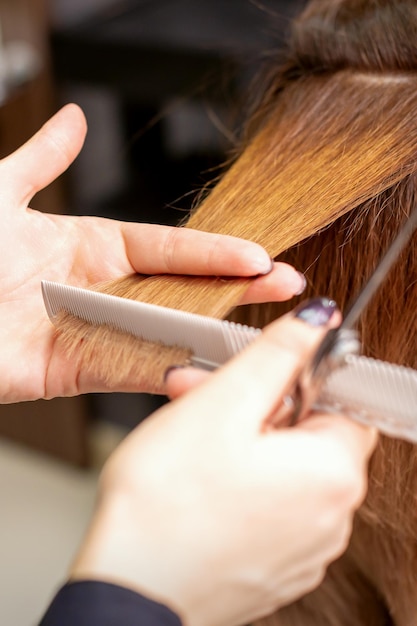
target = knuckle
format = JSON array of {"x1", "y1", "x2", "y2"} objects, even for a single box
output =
[
  {"x1": 309, "y1": 564, "x2": 327, "y2": 589},
  {"x1": 338, "y1": 518, "x2": 355, "y2": 552},
  {"x1": 334, "y1": 464, "x2": 365, "y2": 508},
  {"x1": 329, "y1": 464, "x2": 366, "y2": 511},
  {"x1": 43, "y1": 127, "x2": 73, "y2": 164},
  {"x1": 205, "y1": 234, "x2": 223, "y2": 272},
  {"x1": 326, "y1": 518, "x2": 354, "y2": 564},
  {"x1": 296, "y1": 565, "x2": 328, "y2": 600},
  {"x1": 162, "y1": 228, "x2": 179, "y2": 273},
  {"x1": 313, "y1": 442, "x2": 368, "y2": 519},
  {"x1": 317, "y1": 518, "x2": 354, "y2": 570}
]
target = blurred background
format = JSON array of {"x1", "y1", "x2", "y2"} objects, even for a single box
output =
[{"x1": 0, "y1": 1, "x2": 306, "y2": 623}]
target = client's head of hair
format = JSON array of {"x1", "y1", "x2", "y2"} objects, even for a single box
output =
[{"x1": 56, "y1": 3, "x2": 417, "y2": 622}]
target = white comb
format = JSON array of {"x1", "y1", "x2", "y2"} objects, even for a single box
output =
[
  {"x1": 41, "y1": 280, "x2": 261, "y2": 370},
  {"x1": 41, "y1": 280, "x2": 417, "y2": 444}
]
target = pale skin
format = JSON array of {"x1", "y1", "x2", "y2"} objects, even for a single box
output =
[
  {"x1": 0, "y1": 103, "x2": 305, "y2": 404},
  {"x1": 1, "y1": 105, "x2": 376, "y2": 626},
  {"x1": 71, "y1": 313, "x2": 377, "y2": 626}
]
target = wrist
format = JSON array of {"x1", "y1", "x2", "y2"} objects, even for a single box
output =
[{"x1": 68, "y1": 494, "x2": 191, "y2": 624}]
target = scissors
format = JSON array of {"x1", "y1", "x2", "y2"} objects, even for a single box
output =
[{"x1": 288, "y1": 205, "x2": 417, "y2": 426}]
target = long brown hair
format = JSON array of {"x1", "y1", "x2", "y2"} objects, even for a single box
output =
[
  {"x1": 56, "y1": 1, "x2": 417, "y2": 623},
  {"x1": 251, "y1": 2, "x2": 417, "y2": 625}
]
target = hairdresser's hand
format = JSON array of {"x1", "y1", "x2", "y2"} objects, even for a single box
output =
[
  {"x1": 70, "y1": 301, "x2": 377, "y2": 626},
  {"x1": 0, "y1": 104, "x2": 305, "y2": 403}
]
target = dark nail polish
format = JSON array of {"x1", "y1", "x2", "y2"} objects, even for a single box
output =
[
  {"x1": 294, "y1": 297, "x2": 337, "y2": 327},
  {"x1": 163, "y1": 365, "x2": 184, "y2": 383}
]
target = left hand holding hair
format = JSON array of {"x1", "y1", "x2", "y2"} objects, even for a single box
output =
[{"x1": 0, "y1": 104, "x2": 304, "y2": 404}]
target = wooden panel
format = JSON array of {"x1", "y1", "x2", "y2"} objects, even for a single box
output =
[
  {"x1": 0, "y1": 398, "x2": 89, "y2": 467},
  {"x1": 0, "y1": 0, "x2": 90, "y2": 466}
]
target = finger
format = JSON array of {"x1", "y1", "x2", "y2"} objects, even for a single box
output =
[
  {"x1": 1, "y1": 103, "x2": 87, "y2": 206},
  {"x1": 165, "y1": 305, "x2": 327, "y2": 397},
  {"x1": 260, "y1": 414, "x2": 377, "y2": 512},
  {"x1": 165, "y1": 367, "x2": 210, "y2": 399},
  {"x1": 298, "y1": 413, "x2": 378, "y2": 470},
  {"x1": 176, "y1": 299, "x2": 339, "y2": 432},
  {"x1": 121, "y1": 223, "x2": 274, "y2": 276},
  {"x1": 238, "y1": 262, "x2": 306, "y2": 304}
]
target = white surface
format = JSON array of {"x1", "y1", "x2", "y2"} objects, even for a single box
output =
[{"x1": 0, "y1": 438, "x2": 97, "y2": 625}]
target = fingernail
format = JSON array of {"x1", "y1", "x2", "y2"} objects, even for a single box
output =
[
  {"x1": 163, "y1": 365, "x2": 184, "y2": 383},
  {"x1": 257, "y1": 257, "x2": 275, "y2": 276},
  {"x1": 294, "y1": 297, "x2": 337, "y2": 327},
  {"x1": 294, "y1": 271, "x2": 307, "y2": 296}
]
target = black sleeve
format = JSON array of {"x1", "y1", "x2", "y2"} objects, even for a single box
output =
[{"x1": 39, "y1": 580, "x2": 183, "y2": 626}]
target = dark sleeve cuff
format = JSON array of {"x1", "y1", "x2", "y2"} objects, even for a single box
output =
[{"x1": 39, "y1": 580, "x2": 183, "y2": 626}]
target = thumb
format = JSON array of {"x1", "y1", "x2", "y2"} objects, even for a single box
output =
[
  {"x1": 172, "y1": 298, "x2": 341, "y2": 432},
  {"x1": 1, "y1": 103, "x2": 87, "y2": 207}
]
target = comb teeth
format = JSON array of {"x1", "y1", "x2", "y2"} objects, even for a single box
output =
[
  {"x1": 41, "y1": 281, "x2": 261, "y2": 369},
  {"x1": 317, "y1": 355, "x2": 417, "y2": 442},
  {"x1": 42, "y1": 280, "x2": 417, "y2": 444}
]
